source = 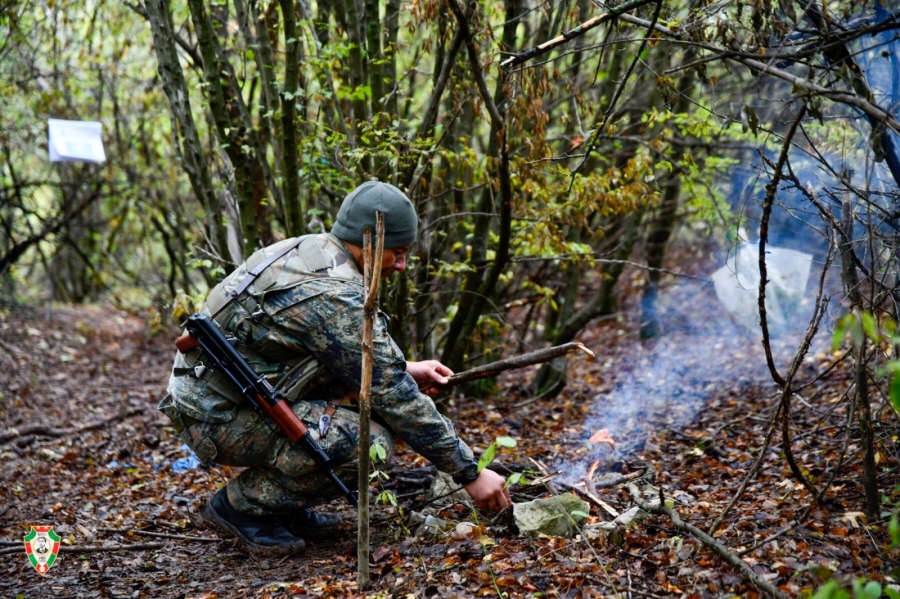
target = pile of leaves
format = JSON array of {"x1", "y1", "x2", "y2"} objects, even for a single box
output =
[{"x1": 1, "y1": 277, "x2": 898, "y2": 598}]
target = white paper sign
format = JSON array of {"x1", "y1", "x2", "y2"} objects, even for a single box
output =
[
  {"x1": 712, "y1": 243, "x2": 813, "y2": 334},
  {"x1": 48, "y1": 119, "x2": 106, "y2": 163}
]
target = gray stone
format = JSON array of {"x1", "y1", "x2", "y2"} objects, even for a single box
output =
[{"x1": 513, "y1": 493, "x2": 590, "y2": 538}]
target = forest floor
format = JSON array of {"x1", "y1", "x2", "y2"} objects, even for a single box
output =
[{"x1": 1, "y1": 260, "x2": 899, "y2": 599}]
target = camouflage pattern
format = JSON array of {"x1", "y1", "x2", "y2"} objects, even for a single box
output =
[{"x1": 163, "y1": 233, "x2": 475, "y2": 514}]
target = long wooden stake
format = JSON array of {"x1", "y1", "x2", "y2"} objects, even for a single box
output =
[{"x1": 357, "y1": 212, "x2": 384, "y2": 591}]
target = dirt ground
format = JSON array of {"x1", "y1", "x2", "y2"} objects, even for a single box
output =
[{"x1": 1, "y1": 272, "x2": 898, "y2": 598}]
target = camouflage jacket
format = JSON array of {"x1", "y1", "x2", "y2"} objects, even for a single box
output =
[{"x1": 166, "y1": 233, "x2": 476, "y2": 474}]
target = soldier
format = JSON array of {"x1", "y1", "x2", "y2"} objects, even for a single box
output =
[{"x1": 160, "y1": 180, "x2": 511, "y2": 555}]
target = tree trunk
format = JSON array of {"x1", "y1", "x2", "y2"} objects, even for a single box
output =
[
  {"x1": 441, "y1": 0, "x2": 518, "y2": 371},
  {"x1": 279, "y1": 0, "x2": 301, "y2": 235},
  {"x1": 144, "y1": 0, "x2": 230, "y2": 261},
  {"x1": 338, "y1": 0, "x2": 371, "y2": 172}
]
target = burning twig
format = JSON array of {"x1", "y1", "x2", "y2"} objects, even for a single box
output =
[
  {"x1": 565, "y1": 482, "x2": 620, "y2": 518},
  {"x1": 584, "y1": 460, "x2": 601, "y2": 497}
]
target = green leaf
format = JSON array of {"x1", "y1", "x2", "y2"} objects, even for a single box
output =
[
  {"x1": 889, "y1": 512, "x2": 899, "y2": 550},
  {"x1": 743, "y1": 105, "x2": 759, "y2": 135},
  {"x1": 813, "y1": 580, "x2": 837, "y2": 599},
  {"x1": 863, "y1": 581, "x2": 882, "y2": 599},
  {"x1": 885, "y1": 588, "x2": 900, "y2": 599},
  {"x1": 369, "y1": 443, "x2": 387, "y2": 462},
  {"x1": 849, "y1": 318, "x2": 865, "y2": 349},
  {"x1": 477, "y1": 444, "x2": 497, "y2": 471},
  {"x1": 860, "y1": 312, "x2": 879, "y2": 342},
  {"x1": 495, "y1": 436, "x2": 516, "y2": 448},
  {"x1": 891, "y1": 375, "x2": 900, "y2": 416},
  {"x1": 832, "y1": 315, "x2": 851, "y2": 351},
  {"x1": 505, "y1": 472, "x2": 524, "y2": 487}
]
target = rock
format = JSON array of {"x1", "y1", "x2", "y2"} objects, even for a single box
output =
[
  {"x1": 610, "y1": 505, "x2": 646, "y2": 527},
  {"x1": 452, "y1": 522, "x2": 477, "y2": 539},
  {"x1": 583, "y1": 506, "x2": 648, "y2": 544},
  {"x1": 408, "y1": 510, "x2": 452, "y2": 537},
  {"x1": 425, "y1": 472, "x2": 474, "y2": 509},
  {"x1": 513, "y1": 493, "x2": 589, "y2": 538}
]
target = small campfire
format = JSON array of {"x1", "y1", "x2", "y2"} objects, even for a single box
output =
[{"x1": 559, "y1": 428, "x2": 645, "y2": 518}]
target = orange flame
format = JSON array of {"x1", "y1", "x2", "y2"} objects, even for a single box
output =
[{"x1": 588, "y1": 428, "x2": 616, "y2": 447}]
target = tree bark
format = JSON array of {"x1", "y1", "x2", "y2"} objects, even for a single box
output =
[
  {"x1": 144, "y1": 0, "x2": 230, "y2": 261},
  {"x1": 186, "y1": 0, "x2": 261, "y2": 255},
  {"x1": 441, "y1": 0, "x2": 516, "y2": 372},
  {"x1": 280, "y1": 0, "x2": 301, "y2": 235},
  {"x1": 839, "y1": 195, "x2": 880, "y2": 519},
  {"x1": 338, "y1": 0, "x2": 371, "y2": 171}
]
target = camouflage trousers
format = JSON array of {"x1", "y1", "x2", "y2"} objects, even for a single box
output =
[{"x1": 169, "y1": 400, "x2": 395, "y2": 515}]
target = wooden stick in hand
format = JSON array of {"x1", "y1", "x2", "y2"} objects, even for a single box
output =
[{"x1": 421, "y1": 342, "x2": 595, "y2": 391}]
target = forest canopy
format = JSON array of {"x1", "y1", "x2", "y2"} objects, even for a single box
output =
[{"x1": 1, "y1": 0, "x2": 898, "y2": 386}]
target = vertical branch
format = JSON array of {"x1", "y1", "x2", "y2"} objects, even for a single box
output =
[
  {"x1": 338, "y1": 0, "x2": 370, "y2": 169},
  {"x1": 758, "y1": 104, "x2": 806, "y2": 388},
  {"x1": 839, "y1": 195, "x2": 880, "y2": 519},
  {"x1": 383, "y1": 0, "x2": 401, "y2": 120},
  {"x1": 357, "y1": 211, "x2": 384, "y2": 591},
  {"x1": 243, "y1": 0, "x2": 283, "y2": 172}
]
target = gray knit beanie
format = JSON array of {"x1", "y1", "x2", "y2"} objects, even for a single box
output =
[{"x1": 331, "y1": 181, "x2": 418, "y2": 248}]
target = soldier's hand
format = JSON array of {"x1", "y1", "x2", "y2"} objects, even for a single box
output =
[
  {"x1": 462, "y1": 469, "x2": 512, "y2": 512},
  {"x1": 407, "y1": 360, "x2": 453, "y2": 397}
]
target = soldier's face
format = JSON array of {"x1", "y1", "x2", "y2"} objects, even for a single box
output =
[{"x1": 381, "y1": 246, "x2": 409, "y2": 277}]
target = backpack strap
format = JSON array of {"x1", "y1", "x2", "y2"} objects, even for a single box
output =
[{"x1": 209, "y1": 237, "x2": 304, "y2": 321}]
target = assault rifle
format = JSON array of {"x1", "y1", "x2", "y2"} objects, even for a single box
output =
[{"x1": 175, "y1": 313, "x2": 357, "y2": 507}]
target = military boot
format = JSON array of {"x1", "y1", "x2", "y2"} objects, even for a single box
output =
[
  {"x1": 282, "y1": 508, "x2": 343, "y2": 539},
  {"x1": 201, "y1": 488, "x2": 306, "y2": 556}
]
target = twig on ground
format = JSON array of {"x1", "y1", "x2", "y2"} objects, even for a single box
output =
[
  {"x1": 0, "y1": 542, "x2": 164, "y2": 556},
  {"x1": 0, "y1": 407, "x2": 142, "y2": 445},
  {"x1": 594, "y1": 470, "x2": 644, "y2": 490},
  {"x1": 0, "y1": 337, "x2": 22, "y2": 358},
  {"x1": 97, "y1": 527, "x2": 219, "y2": 542},
  {"x1": 628, "y1": 484, "x2": 790, "y2": 599},
  {"x1": 738, "y1": 519, "x2": 806, "y2": 556}
]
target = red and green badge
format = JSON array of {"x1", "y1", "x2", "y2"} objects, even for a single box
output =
[{"x1": 23, "y1": 526, "x2": 61, "y2": 575}]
